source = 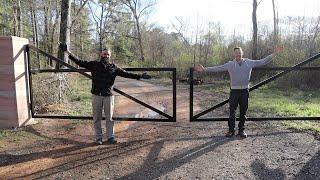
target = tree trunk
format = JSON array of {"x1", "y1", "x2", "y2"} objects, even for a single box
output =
[
  {"x1": 57, "y1": 0, "x2": 72, "y2": 103},
  {"x1": 193, "y1": 21, "x2": 199, "y2": 67},
  {"x1": 30, "y1": 1, "x2": 35, "y2": 43},
  {"x1": 272, "y1": 0, "x2": 278, "y2": 47},
  {"x1": 16, "y1": 0, "x2": 22, "y2": 37},
  {"x1": 252, "y1": 0, "x2": 258, "y2": 59},
  {"x1": 57, "y1": 0, "x2": 72, "y2": 67},
  {"x1": 123, "y1": 0, "x2": 149, "y2": 61},
  {"x1": 134, "y1": 13, "x2": 145, "y2": 61},
  {"x1": 12, "y1": 1, "x2": 18, "y2": 36},
  {"x1": 29, "y1": 0, "x2": 40, "y2": 64},
  {"x1": 73, "y1": 0, "x2": 77, "y2": 57},
  {"x1": 44, "y1": 1, "x2": 51, "y2": 51},
  {"x1": 47, "y1": 1, "x2": 52, "y2": 54},
  {"x1": 79, "y1": 0, "x2": 84, "y2": 60},
  {"x1": 50, "y1": 0, "x2": 60, "y2": 57},
  {"x1": 99, "y1": 5, "x2": 104, "y2": 52},
  {"x1": 43, "y1": 1, "x2": 53, "y2": 66},
  {"x1": 204, "y1": 23, "x2": 211, "y2": 65}
]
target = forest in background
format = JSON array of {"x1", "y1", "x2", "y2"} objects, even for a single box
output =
[{"x1": 1, "y1": 0, "x2": 320, "y2": 88}]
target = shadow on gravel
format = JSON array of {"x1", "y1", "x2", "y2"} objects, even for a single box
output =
[
  {"x1": 3, "y1": 138, "x2": 151, "y2": 179},
  {"x1": 116, "y1": 131, "x2": 298, "y2": 180},
  {"x1": 117, "y1": 135, "x2": 232, "y2": 180},
  {"x1": 251, "y1": 159, "x2": 286, "y2": 180},
  {"x1": 0, "y1": 127, "x2": 299, "y2": 179},
  {"x1": 0, "y1": 126, "x2": 95, "y2": 167},
  {"x1": 294, "y1": 150, "x2": 320, "y2": 180}
]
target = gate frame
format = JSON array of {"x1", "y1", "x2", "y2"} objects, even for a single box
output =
[
  {"x1": 26, "y1": 45, "x2": 176, "y2": 122},
  {"x1": 190, "y1": 53, "x2": 320, "y2": 122}
]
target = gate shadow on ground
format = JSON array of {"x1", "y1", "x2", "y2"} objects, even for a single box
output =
[
  {"x1": 116, "y1": 135, "x2": 232, "y2": 180},
  {"x1": 251, "y1": 150, "x2": 320, "y2": 180},
  {"x1": 251, "y1": 159, "x2": 286, "y2": 180},
  {"x1": 115, "y1": 130, "x2": 295, "y2": 180},
  {"x1": 0, "y1": 127, "x2": 303, "y2": 179},
  {"x1": 0, "y1": 126, "x2": 95, "y2": 167},
  {"x1": 294, "y1": 150, "x2": 320, "y2": 180}
]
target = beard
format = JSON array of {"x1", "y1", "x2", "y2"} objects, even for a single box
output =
[{"x1": 100, "y1": 56, "x2": 110, "y2": 63}]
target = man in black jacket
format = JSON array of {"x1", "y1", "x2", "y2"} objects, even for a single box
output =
[{"x1": 60, "y1": 44, "x2": 151, "y2": 145}]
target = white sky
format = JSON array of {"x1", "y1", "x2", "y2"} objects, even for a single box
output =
[{"x1": 150, "y1": 0, "x2": 320, "y2": 38}]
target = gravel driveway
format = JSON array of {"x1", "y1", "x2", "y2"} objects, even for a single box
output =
[{"x1": 0, "y1": 79, "x2": 319, "y2": 180}]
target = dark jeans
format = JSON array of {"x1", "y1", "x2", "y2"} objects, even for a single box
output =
[{"x1": 229, "y1": 89, "x2": 249, "y2": 132}]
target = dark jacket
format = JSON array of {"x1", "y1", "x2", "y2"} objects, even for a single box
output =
[{"x1": 69, "y1": 54, "x2": 141, "y2": 96}]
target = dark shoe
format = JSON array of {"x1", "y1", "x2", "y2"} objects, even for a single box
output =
[
  {"x1": 226, "y1": 130, "x2": 235, "y2": 137},
  {"x1": 107, "y1": 137, "x2": 117, "y2": 144},
  {"x1": 96, "y1": 139, "x2": 103, "y2": 145},
  {"x1": 237, "y1": 130, "x2": 247, "y2": 138}
]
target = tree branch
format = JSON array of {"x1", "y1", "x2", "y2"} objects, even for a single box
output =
[
  {"x1": 137, "y1": 2, "x2": 155, "y2": 19},
  {"x1": 71, "y1": 0, "x2": 90, "y2": 27}
]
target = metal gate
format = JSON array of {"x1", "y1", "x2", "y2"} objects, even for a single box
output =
[
  {"x1": 26, "y1": 45, "x2": 176, "y2": 122},
  {"x1": 190, "y1": 53, "x2": 320, "y2": 122}
]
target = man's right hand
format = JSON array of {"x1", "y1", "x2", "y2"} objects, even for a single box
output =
[
  {"x1": 274, "y1": 45, "x2": 284, "y2": 54},
  {"x1": 193, "y1": 64, "x2": 205, "y2": 72},
  {"x1": 141, "y1": 72, "x2": 151, "y2": 79}
]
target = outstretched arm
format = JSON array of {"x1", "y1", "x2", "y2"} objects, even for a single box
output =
[
  {"x1": 115, "y1": 66, "x2": 151, "y2": 80},
  {"x1": 250, "y1": 46, "x2": 284, "y2": 67},
  {"x1": 194, "y1": 62, "x2": 230, "y2": 73},
  {"x1": 59, "y1": 43, "x2": 93, "y2": 69}
]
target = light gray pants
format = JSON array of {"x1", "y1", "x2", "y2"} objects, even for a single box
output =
[{"x1": 92, "y1": 95, "x2": 114, "y2": 140}]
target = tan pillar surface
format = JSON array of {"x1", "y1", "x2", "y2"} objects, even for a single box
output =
[{"x1": 0, "y1": 36, "x2": 34, "y2": 128}]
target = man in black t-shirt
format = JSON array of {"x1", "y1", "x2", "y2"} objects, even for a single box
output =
[{"x1": 60, "y1": 44, "x2": 150, "y2": 145}]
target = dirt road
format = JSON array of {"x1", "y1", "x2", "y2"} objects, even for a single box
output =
[{"x1": 0, "y1": 78, "x2": 319, "y2": 179}]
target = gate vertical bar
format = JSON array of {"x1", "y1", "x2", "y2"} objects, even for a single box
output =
[
  {"x1": 26, "y1": 46, "x2": 35, "y2": 117},
  {"x1": 172, "y1": 69, "x2": 177, "y2": 121},
  {"x1": 189, "y1": 68, "x2": 194, "y2": 121}
]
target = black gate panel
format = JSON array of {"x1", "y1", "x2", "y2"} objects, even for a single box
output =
[
  {"x1": 26, "y1": 45, "x2": 176, "y2": 122},
  {"x1": 190, "y1": 53, "x2": 320, "y2": 122}
]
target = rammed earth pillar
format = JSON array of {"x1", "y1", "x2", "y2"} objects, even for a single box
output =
[{"x1": 0, "y1": 36, "x2": 34, "y2": 128}]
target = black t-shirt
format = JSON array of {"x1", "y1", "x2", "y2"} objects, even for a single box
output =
[{"x1": 69, "y1": 54, "x2": 141, "y2": 96}]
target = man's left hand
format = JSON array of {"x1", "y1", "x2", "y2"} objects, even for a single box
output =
[{"x1": 59, "y1": 42, "x2": 68, "y2": 51}]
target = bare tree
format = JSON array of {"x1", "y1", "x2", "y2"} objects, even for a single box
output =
[
  {"x1": 89, "y1": 1, "x2": 120, "y2": 52},
  {"x1": 192, "y1": 14, "x2": 204, "y2": 67},
  {"x1": 202, "y1": 22, "x2": 215, "y2": 66},
  {"x1": 71, "y1": 0, "x2": 90, "y2": 27},
  {"x1": 203, "y1": 24, "x2": 212, "y2": 65},
  {"x1": 121, "y1": 0, "x2": 156, "y2": 61},
  {"x1": 252, "y1": 0, "x2": 258, "y2": 59},
  {"x1": 307, "y1": 16, "x2": 320, "y2": 56},
  {"x1": 172, "y1": 17, "x2": 190, "y2": 46},
  {"x1": 71, "y1": 0, "x2": 89, "y2": 59},
  {"x1": 193, "y1": 24, "x2": 199, "y2": 67}
]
